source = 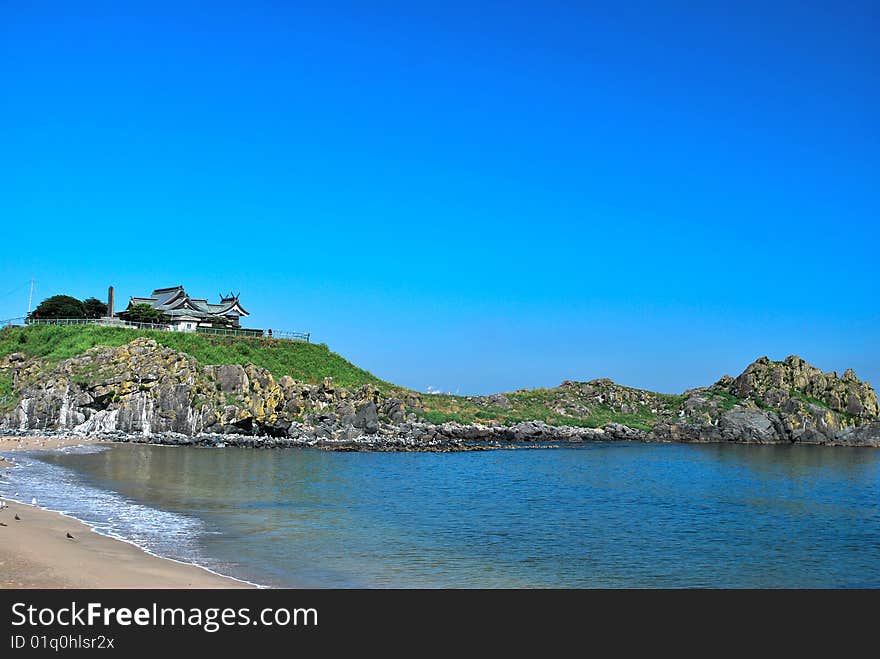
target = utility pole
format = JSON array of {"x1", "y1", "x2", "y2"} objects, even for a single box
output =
[{"x1": 26, "y1": 278, "x2": 34, "y2": 318}]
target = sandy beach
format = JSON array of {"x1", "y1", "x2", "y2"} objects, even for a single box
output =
[{"x1": 0, "y1": 435, "x2": 250, "y2": 589}]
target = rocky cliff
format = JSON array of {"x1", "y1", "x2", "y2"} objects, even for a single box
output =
[
  {"x1": 1, "y1": 338, "x2": 423, "y2": 439},
  {"x1": 655, "y1": 355, "x2": 879, "y2": 445},
  {"x1": 1, "y1": 338, "x2": 878, "y2": 449}
]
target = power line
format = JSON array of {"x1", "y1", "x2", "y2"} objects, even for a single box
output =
[{"x1": 0, "y1": 281, "x2": 29, "y2": 301}]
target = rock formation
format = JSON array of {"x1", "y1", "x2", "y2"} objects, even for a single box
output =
[
  {"x1": 659, "y1": 355, "x2": 880, "y2": 445},
  {"x1": 1, "y1": 339, "x2": 878, "y2": 449}
]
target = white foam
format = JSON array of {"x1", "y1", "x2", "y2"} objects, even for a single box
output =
[{"x1": 0, "y1": 449, "x2": 262, "y2": 588}]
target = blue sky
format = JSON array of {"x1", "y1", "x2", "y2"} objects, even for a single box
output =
[{"x1": 1, "y1": 1, "x2": 877, "y2": 394}]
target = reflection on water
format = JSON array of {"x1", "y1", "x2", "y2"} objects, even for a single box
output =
[{"x1": 6, "y1": 442, "x2": 880, "y2": 588}]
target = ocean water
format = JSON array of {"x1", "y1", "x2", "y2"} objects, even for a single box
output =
[{"x1": 2, "y1": 442, "x2": 879, "y2": 588}]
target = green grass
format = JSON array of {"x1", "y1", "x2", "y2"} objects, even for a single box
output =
[
  {"x1": 420, "y1": 389, "x2": 684, "y2": 431},
  {"x1": 789, "y1": 390, "x2": 832, "y2": 410},
  {"x1": 707, "y1": 390, "x2": 740, "y2": 412},
  {"x1": 0, "y1": 371, "x2": 15, "y2": 413},
  {"x1": 0, "y1": 325, "x2": 390, "y2": 390}
]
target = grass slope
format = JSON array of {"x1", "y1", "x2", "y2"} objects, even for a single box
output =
[{"x1": 0, "y1": 325, "x2": 389, "y2": 390}]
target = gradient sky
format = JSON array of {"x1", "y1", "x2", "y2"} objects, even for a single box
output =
[{"x1": 1, "y1": 1, "x2": 877, "y2": 395}]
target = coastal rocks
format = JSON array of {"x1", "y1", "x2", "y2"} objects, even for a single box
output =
[
  {"x1": 2, "y1": 337, "x2": 879, "y2": 450},
  {"x1": 833, "y1": 421, "x2": 880, "y2": 446},
  {"x1": 717, "y1": 408, "x2": 784, "y2": 443},
  {"x1": 353, "y1": 401, "x2": 379, "y2": 434},
  {"x1": 662, "y1": 356, "x2": 880, "y2": 447},
  {"x1": 728, "y1": 355, "x2": 879, "y2": 419}
]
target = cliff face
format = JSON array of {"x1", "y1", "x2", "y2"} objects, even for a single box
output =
[
  {"x1": 1, "y1": 338, "x2": 421, "y2": 439},
  {"x1": 1, "y1": 339, "x2": 878, "y2": 448}
]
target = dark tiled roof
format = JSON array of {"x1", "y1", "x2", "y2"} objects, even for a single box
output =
[{"x1": 125, "y1": 286, "x2": 249, "y2": 319}]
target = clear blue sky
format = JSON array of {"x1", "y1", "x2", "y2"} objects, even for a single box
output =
[{"x1": 1, "y1": 1, "x2": 877, "y2": 395}]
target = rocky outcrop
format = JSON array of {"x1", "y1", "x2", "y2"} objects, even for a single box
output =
[
  {"x1": 666, "y1": 355, "x2": 880, "y2": 446},
  {"x1": 0, "y1": 338, "x2": 419, "y2": 441},
  {"x1": 1, "y1": 341, "x2": 878, "y2": 449},
  {"x1": 729, "y1": 355, "x2": 878, "y2": 418}
]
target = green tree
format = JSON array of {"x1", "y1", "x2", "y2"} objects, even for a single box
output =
[
  {"x1": 83, "y1": 297, "x2": 108, "y2": 318},
  {"x1": 125, "y1": 303, "x2": 165, "y2": 324},
  {"x1": 30, "y1": 295, "x2": 86, "y2": 319}
]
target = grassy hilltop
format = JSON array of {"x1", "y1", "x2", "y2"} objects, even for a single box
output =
[{"x1": 0, "y1": 325, "x2": 388, "y2": 390}]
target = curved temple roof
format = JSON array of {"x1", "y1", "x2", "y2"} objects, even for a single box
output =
[{"x1": 125, "y1": 286, "x2": 249, "y2": 320}]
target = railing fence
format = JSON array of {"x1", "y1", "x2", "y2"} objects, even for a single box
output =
[{"x1": 2, "y1": 317, "x2": 310, "y2": 343}]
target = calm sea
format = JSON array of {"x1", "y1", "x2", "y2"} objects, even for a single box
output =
[{"x1": 2, "y1": 442, "x2": 879, "y2": 588}]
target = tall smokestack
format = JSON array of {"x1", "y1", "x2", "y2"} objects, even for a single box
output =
[{"x1": 108, "y1": 286, "x2": 115, "y2": 318}]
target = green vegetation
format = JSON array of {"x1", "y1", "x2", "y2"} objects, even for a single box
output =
[
  {"x1": 707, "y1": 390, "x2": 740, "y2": 412},
  {"x1": 0, "y1": 324, "x2": 389, "y2": 390},
  {"x1": 124, "y1": 303, "x2": 164, "y2": 324},
  {"x1": 0, "y1": 371, "x2": 15, "y2": 413},
  {"x1": 420, "y1": 389, "x2": 684, "y2": 431},
  {"x1": 790, "y1": 390, "x2": 832, "y2": 410},
  {"x1": 31, "y1": 294, "x2": 87, "y2": 319},
  {"x1": 83, "y1": 297, "x2": 108, "y2": 318}
]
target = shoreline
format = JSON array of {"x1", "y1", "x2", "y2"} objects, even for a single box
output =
[
  {"x1": 3, "y1": 420, "x2": 878, "y2": 451},
  {"x1": 0, "y1": 435, "x2": 254, "y2": 589}
]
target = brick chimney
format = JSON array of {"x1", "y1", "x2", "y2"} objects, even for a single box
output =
[{"x1": 107, "y1": 286, "x2": 115, "y2": 318}]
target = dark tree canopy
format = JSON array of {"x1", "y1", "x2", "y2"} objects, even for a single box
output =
[
  {"x1": 83, "y1": 297, "x2": 108, "y2": 318},
  {"x1": 31, "y1": 295, "x2": 86, "y2": 319},
  {"x1": 125, "y1": 303, "x2": 165, "y2": 324}
]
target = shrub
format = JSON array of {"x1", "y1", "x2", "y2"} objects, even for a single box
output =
[
  {"x1": 31, "y1": 295, "x2": 86, "y2": 319},
  {"x1": 83, "y1": 297, "x2": 108, "y2": 318},
  {"x1": 124, "y1": 303, "x2": 165, "y2": 324}
]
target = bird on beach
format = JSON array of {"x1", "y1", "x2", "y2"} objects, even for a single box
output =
[
  {"x1": 14, "y1": 514, "x2": 20, "y2": 521},
  {"x1": 31, "y1": 497, "x2": 36, "y2": 506},
  {"x1": 66, "y1": 532, "x2": 75, "y2": 540}
]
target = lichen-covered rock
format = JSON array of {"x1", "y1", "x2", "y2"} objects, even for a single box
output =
[
  {"x1": 205, "y1": 364, "x2": 249, "y2": 394},
  {"x1": 729, "y1": 355, "x2": 878, "y2": 419}
]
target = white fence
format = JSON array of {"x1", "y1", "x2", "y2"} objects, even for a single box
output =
[{"x1": 1, "y1": 317, "x2": 310, "y2": 342}]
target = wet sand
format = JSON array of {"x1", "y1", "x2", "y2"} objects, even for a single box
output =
[{"x1": 0, "y1": 435, "x2": 251, "y2": 589}]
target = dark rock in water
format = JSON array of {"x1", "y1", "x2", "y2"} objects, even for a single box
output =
[
  {"x1": 833, "y1": 421, "x2": 880, "y2": 446},
  {"x1": 717, "y1": 408, "x2": 780, "y2": 444}
]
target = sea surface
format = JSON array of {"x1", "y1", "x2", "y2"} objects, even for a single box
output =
[{"x1": 2, "y1": 442, "x2": 879, "y2": 588}]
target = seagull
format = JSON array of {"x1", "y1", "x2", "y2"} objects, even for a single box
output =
[
  {"x1": 14, "y1": 514, "x2": 20, "y2": 521},
  {"x1": 31, "y1": 497, "x2": 36, "y2": 506},
  {"x1": 66, "y1": 532, "x2": 75, "y2": 540}
]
